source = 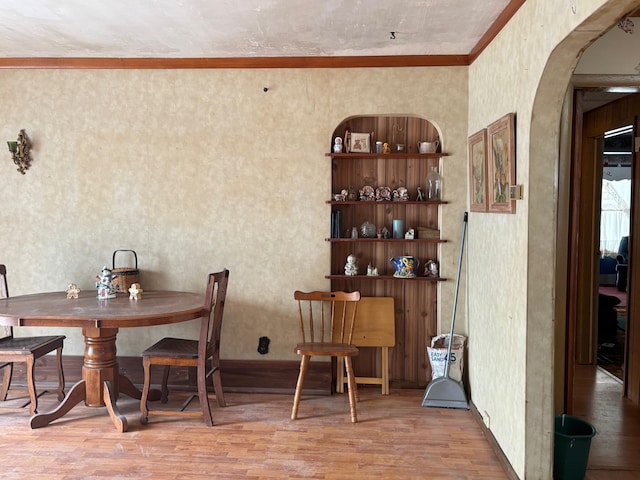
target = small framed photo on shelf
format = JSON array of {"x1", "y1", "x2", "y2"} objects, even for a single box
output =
[
  {"x1": 350, "y1": 133, "x2": 371, "y2": 153},
  {"x1": 468, "y1": 129, "x2": 488, "y2": 212},
  {"x1": 487, "y1": 112, "x2": 516, "y2": 214}
]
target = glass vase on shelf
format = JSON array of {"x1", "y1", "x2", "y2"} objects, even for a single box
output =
[{"x1": 426, "y1": 167, "x2": 442, "y2": 201}]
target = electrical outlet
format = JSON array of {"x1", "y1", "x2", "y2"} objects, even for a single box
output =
[{"x1": 483, "y1": 411, "x2": 490, "y2": 429}]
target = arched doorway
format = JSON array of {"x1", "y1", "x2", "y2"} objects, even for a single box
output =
[{"x1": 529, "y1": 0, "x2": 640, "y2": 476}]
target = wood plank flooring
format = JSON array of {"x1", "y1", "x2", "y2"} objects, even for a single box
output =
[
  {"x1": 0, "y1": 387, "x2": 509, "y2": 479},
  {"x1": 574, "y1": 365, "x2": 640, "y2": 479}
]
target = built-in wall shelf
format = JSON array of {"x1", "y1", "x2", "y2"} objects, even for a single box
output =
[{"x1": 327, "y1": 115, "x2": 447, "y2": 388}]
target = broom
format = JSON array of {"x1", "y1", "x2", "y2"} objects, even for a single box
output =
[{"x1": 422, "y1": 212, "x2": 469, "y2": 409}]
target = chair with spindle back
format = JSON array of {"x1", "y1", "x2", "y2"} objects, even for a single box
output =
[
  {"x1": 0, "y1": 264, "x2": 66, "y2": 415},
  {"x1": 291, "y1": 290, "x2": 361, "y2": 423}
]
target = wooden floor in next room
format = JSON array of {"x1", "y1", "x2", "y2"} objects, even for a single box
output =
[{"x1": 576, "y1": 365, "x2": 640, "y2": 479}]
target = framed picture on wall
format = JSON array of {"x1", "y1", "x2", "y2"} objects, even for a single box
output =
[
  {"x1": 487, "y1": 113, "x2": 516, "y2": 214},
  {"x1": 468, "y1": 129, "x2": 488, "y2": 212},
  {"x1": 350, "y1": 133, "x2": 371, "y2": 153}
]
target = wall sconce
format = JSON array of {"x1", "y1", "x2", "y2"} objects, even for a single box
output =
[{"x1": 7, "y1": 129, "x2": 32, "y2": 175}]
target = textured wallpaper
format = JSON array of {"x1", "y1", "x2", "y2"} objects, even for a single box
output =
[
  {"x1": 0, "y1": 66, "x2": 469, "y2": 362},
  {"x1": 467, "y1": 0, "x2": 634, "y2": 477}
]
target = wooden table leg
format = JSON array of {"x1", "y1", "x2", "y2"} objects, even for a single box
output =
[
  {"x1": 117, "y1": 373, "x2": 162, "y2": 402},
  {"x1": 31, "y1": 327, "x2": 159, "y2": 431},
  {"x1": 103, "y1": 380, "x2": 128, "y2": 433},
  {"x1": 83, "y1": 327, "x2": 119, "y2": 407},
  {"x1": 29, "y1": 380, "x2": 86, "y2": 429}
]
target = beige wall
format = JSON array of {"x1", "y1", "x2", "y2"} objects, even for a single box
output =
[
  {"x1": 467, "y1": 0, "x2": 639, "y2": 477},
  {"x1": 0, "y1": 67, "x2": 468, "y2": 361}
]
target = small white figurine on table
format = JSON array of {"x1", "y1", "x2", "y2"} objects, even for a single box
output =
[
  {"x1": 128, "y1": 283, "x2": 143, "y2": 300},
  {"x1": 66, "y1": 283, "x2": 81, "y2": 299},
  {"x1": 96, "y1": 266, "x2": 117, "y2": 299}
]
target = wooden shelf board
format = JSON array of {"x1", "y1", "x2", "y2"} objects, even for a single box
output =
[
  {"x1": 326, "y1": 152, "x2": 450, "y2": 158},
  {"x1": 326, "y1": 275, "x2": 447, "y2": 282},
  {"x1": 326, "y1": 200, "x2": 448, "y2": 205},
  {"x1": 325, "y1": 238, "x2": 446, "y2": 243}
]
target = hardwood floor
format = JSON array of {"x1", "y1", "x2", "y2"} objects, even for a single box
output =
[
  {"x1": 574, "y1": 365, "x2": 640, "y2": 479},
  {"x1": 3, "y1": 365, "x2": 635, "y2": 478},
  {"x1": 0, "y1": 387, "x2": 510, "y2": 479}
]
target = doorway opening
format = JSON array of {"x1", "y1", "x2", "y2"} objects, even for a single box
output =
[{"x1": 597, "y1": 124, "x2": 632, "y2": 380}]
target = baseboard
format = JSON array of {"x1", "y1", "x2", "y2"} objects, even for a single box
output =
[
  {"x1": 5, "y1": 356, "x2": 332, "y2": 396},
  {"x1": 469, "y1": 401, "x2": 519, "y2": 479}
]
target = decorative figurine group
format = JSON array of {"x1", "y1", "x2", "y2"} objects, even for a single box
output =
[
  {"x1": 65, "y1": 267, "x2": 144, "y2": 300},
  {"x1": 344, "y1": 254, "x2": 439, "y2": 278},
  {"x1": 333, "y1": 184, "x2": 428, "y2": 203}
]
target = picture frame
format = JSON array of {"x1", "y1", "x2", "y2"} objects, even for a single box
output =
[
  {"x1": 350, "y1": 132, "x2": 371, "y2": 153},
  {"x1": 468, "y1": 129, "x2": 488, "y2": 212},
  {"x1": 486, "y1": 113, "x2": 516, "y2": 214}
]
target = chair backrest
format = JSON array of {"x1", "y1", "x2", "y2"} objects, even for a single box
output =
[
  {"x1": 200, "y1": 269, "x2": 230, "y2": 361},
  {"x1": 0, "y1": 265, "x2": 7, "y2": 299},
  {"x1": 294, "y1": 291, "x2": 361, "y2": 344},
  {"x1": 0, "y1": 265, "x2": 12, "y2": 339}
]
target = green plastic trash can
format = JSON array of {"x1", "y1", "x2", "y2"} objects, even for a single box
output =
[{"x1": 554, "y1": 414, "x2": 597, "y2": 480}]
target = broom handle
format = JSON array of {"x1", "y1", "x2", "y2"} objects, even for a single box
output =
[{"x1": 444, "y1": 212, "x2": 468, "y2": 379}]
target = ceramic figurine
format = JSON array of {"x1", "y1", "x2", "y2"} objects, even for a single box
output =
[
  {"x1": 345, "y1": 254, "x2": 358, "y2": 276},
  {"x1": 404, "y1": 228, "x2": 415, "y2": 240},
  {"x1": 96, "y1": 266, "x2": 117, "y2": 299},
  {"x1": 366, "y1": 263, "x2": 379, "y2": 276},
  {"x1": 382, "y1": 142, "x2": 391, "y2": 154},
  {"x1": 424, "y1": 259, "x2": 439, "y2": 278},
  {"x1": 128, "y1": 282, "x2": 143, "y2": 300},
  {"x1": 393, "y1": 186, "x2": 409, "y2": 201},
  {"x1": 333, "y1": 136, "x2": 343, "y2": 153},
  {"x1": 66, "y1": 283, "x2": 81, "y2": 299},
  {"x1": 359, "y1": 185, "x2": 375, "y2": 201},
  {"x1": 390, "y1": 255, "x2": 420, "y2": 278},
  {"x1": 375, "y1": 186, "x2": 392, "y2": 202}
]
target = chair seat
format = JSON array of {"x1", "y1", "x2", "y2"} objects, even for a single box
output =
[
  {"x1": 294, "y1": 342, "x2": 359, "y2": 357},
  {"x1": 142, "y1": 337, "x2": 198, "y2": 359},
  {"x1": 0, "y1": 335, "x2": 65, "y2": 354},
  {"x1": 0, "y1": 265, "x2": 66, "y2": 415}
]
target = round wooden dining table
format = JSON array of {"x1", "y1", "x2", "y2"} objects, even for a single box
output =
[{"x1": 0, "y1": 290, "x2": 206, "y2": 432}]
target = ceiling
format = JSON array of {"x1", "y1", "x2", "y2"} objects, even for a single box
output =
[{"x1": 0, "y1": 0, "x2": 520, "y2": 60}]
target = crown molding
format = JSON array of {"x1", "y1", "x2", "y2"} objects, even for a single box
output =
[{"x1": 0, "y1": 55, "x2": 470, "y2": 69}]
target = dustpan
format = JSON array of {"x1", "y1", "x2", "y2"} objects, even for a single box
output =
[{"x1": 422, "y1": 212, "x2": 469, "y2": 410}]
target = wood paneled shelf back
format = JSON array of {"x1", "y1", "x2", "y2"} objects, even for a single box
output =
[{"x1": 327, "y1": 115, "x2": 447, "y2": 388}]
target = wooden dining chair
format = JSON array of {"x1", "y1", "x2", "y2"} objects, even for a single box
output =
[
  {"x1": 291, "y1": 290, "x2": 361, "y2": 423},
  {"x1": 0, "y1": 264, "x2": 66, "y2": 415},
  {"x1": 140, "y1": 269, "x2": 229, "y2": 426}
]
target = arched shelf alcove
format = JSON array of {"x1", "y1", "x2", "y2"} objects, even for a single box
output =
[
  {"x1": 330, "y1": 115, "x2": 442, "y2": 155},
  {"x1": 325, "y1": 114, "x2": 449, "y2": 388}
]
